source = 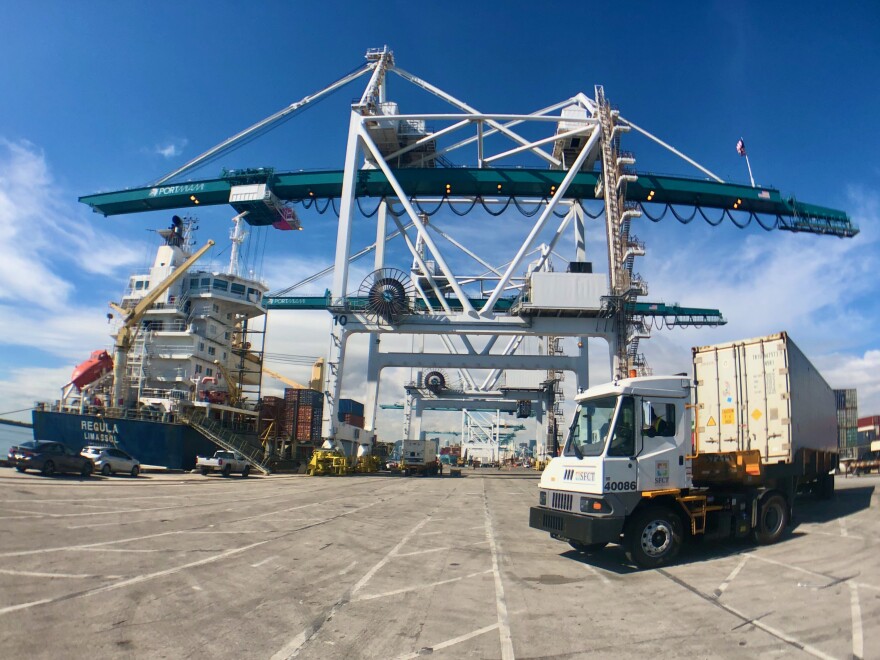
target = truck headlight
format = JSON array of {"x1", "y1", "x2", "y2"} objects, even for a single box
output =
[
  {"x1": 580, "y1": 497, "x2": 610, "y2": 514},
  {"x1": 539, "y1": 491, "x2": 547, "y2": 505}
]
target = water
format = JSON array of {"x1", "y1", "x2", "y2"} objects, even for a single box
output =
[{"x1": 0, "y1": 424, "x2": 34, "y2": 456}]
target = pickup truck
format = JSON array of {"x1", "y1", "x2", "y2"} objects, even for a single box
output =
[{"x1": 196, "y1": 451, "x2": 251, "y2": 477}]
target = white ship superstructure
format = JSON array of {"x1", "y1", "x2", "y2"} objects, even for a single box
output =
[{"x1": 120, "y1": 215, "x2": 267, "y2": 411}]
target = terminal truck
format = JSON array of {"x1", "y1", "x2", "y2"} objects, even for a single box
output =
[{"x1": 529, "y1": 333, "x2": 838, "y2": 568}]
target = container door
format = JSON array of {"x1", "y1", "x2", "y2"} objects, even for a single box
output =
[{"x1": 742, "y1": 336, "x2": 791, "y2": 461}]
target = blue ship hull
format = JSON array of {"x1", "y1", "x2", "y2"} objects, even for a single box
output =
[{"x1": 31, "y1": 410, "x2": 220, "y2": 470}]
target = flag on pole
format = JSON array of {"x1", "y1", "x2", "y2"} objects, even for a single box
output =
[{"x1": 736, "y1": 138, "x2": 747, "y2": 157}]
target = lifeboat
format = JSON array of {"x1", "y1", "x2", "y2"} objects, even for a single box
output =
[{"x1": 70, "y1": 350, "x2": 113, "y2": 390}]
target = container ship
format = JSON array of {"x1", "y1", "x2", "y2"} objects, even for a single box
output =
[{"x1": 32, "y1": 214, "x2": 271, "y2": 470}]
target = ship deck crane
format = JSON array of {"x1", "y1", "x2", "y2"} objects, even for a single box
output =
[
  {"x1": 262, "y1": 361, "x2": 324, "y2": 392},
  {"x1": 212, "y1": 359, "x2": 242, "y2": 407},
  {"x1": 108, "y1": 239, "x2": 215, "y2": 407}
]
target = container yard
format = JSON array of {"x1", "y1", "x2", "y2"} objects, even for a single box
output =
[{"x1": 0, "y1": 468, "x2": 876, "y2": 658}]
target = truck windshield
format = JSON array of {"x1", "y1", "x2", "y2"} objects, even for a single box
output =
[{"x1": 565, "y1": 396, "x2": 617, "y2": 458}]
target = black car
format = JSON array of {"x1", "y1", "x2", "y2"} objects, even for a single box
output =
[{"x1": 8, "y1": 440, "x2": 94, "y2": 477}]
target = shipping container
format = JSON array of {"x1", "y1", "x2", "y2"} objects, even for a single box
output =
[
  {"x1": 834, "y1": 388, "x2": 858, "y2": 410},
  {"x1": 693, "y1": 332, "x2": 837, "y2": 463},
  {"x1": 846, "y1": 428, "x2": 859, "y2": 447},
  {"x1": 286, "y1": 388, "x2": 323, "y2": 406},
  {"x1": 338, "y1": 399, "x2": 365, "y2": 417},
  {"x1": 401, "y1": 439, "x2": 437, "y2": 465},
  {"x1": 341, "y1": 413, "x2": 365, "y2": 428}
]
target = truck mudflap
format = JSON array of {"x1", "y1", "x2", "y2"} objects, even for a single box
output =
[{"x1": 529, "y1": 507, "x2": 624, "y2": 545}]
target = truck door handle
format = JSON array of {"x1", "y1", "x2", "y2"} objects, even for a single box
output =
[{"x1": 679, "y1": 455, "x2": 684, "y2": 466}]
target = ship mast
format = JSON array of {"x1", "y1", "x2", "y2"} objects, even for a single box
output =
[{"x1": 228, "y1": 211, "x2": 249, "y2": 277}]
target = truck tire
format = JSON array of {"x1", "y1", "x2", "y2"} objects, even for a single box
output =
[
  {"x1": 41, "y1": 461, "x2": 56, "y2": 476},
  {"x1": 569, "y1": 541, "x2": 608, "y2": 555},
  {"x1": 200, "y1": 467, "x2": 210, "y2": 476},
  {"x1": 818, "y1": 473, "x2": 835, "y2": 500},
  {"x1": 625, "y1": 506, "x2": 683, "y2": 569},
  {"x1": 752, "y1": 493, "x2": 789, "y2": 545},
  {"x1": 241, "y1": 466, "x2": 250, "y2": 478},
  {"x1": 222, "y1": 464, "x2": 232, "y2": 477}
]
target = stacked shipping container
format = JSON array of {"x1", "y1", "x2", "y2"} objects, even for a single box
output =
[
  {"x1": 338, "y1": 399, "x2": 365, "y2": 428},
  {"x1": 835, "y1": 389, "x2": 859, "y2": 447},
  {"x1": 259, "y1": 396, "x2": 287, "y2": 436},
  {"x1": 835, "y1": 389, "x2": 859, "y2": 460},
  {"x1": 857, "y1": 415, "x2": 879, "y2": 448},
  {"x1": 283, "y1": 388, "x2": 324, "y2": 442}
]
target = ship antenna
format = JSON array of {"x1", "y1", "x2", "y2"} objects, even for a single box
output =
[{"x1": 229, "y1": 211, "x2": 249, "y2": 276}]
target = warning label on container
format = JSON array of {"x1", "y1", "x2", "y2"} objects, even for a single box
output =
[
  {"x1": 721, "y1": 408, "x2": 735, "y2": 425},
  {"x1": 707, "y1": 416, "x2": 717, "y2": 427},
  {"x1": 751, "y1": 409, "x2": 763, "y2": 420}
]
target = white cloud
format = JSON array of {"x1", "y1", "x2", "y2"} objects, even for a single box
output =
[
  {"x1": 0, "y1": 140, "x2": 145, "y2": 306},
  {"x1": 0, "y1": 365, "x2": 72, "y2": 423},
  {"x1": 0, "y1": 140, "x2": 148, "y2": 416},
  {"x1": 154, "y1": 139, "x2": 188, "y2": 159}
]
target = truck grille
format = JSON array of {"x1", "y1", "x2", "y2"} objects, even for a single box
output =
[
  {"x1": 551, "y1": 492, "x2": 573, "y2": 511},
  {"x1": 542, "y1": 512, "x2": 565, "y2": 532}
]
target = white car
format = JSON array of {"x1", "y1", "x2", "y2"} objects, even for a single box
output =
[{"x1": 81, "y1": 446, "x2": 141, "y2": 477}]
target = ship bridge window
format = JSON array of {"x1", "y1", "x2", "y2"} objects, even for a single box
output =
[
  {"x1": 230, "y1": 283, "x2": 245, "y2": 295},
  {"x1": 213, "y1": 279, "x2": 229, "y2": 291},
  {"x1": 189, "y1": 278, "x2": 199, "y2": 288},
  {"x1": 247, "y1": 288, "x2": 262, "y2": 301},
  {"x1": 200, "y1": 277, "x2": 210, "y2": 289}
]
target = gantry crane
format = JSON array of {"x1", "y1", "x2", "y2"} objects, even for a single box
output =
[{"x1": 79, "y1": 47, "x2": 857, "y2": 456}]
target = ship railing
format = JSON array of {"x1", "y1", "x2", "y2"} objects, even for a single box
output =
[{"x1": 180, "y1": 411, "x2": 272, "y2": 474}]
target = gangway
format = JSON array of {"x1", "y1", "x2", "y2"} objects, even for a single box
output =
[{"x1": 179, "y1": 410, "x2": 272, "y2": 475}]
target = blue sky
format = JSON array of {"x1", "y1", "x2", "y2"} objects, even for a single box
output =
[{"x1": 0, "y1": 2, "x2": 878, "y2": 432}]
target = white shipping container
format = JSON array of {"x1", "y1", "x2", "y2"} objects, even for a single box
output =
[
  {"x1": 401, "y1": 439, "x2": 437, "y2": 465},
  {"x1": 693, "y1": 332, "x2": 837, "y2": 463}
]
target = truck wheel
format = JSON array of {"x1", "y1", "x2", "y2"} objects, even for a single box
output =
[
  {"x1": 200, "y1": 467, "x2": 210, "y2": 476},
  {"x1": 625, "y1": 506, "x2": 683, "y2": 569},
  {"x1": 752, "y1": 494, "x2": 789, "y2": 545},
  {"x1": 569, "y1": 541, "x2": 607, "y2": 555},
  {"x1": 222, "y1": 464, "x2": 232, "y2": 477},
  {"x1": 41, "y1": 461, "x2": 55, "y2": 476},
  {"x1": 241, "y1": 466, "x2": 250, "y2": 478},
  {"x1": 81, "y1": 462, "x2": 93, "y2": 478},
  {"x1": 818, "y1": 473, "x2": 835, "y2": 500},
  {"x1": 102, "y1": 464, "x2": 112, "y2": 476}
]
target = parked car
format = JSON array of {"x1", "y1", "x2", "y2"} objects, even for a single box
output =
[
  {"x1": 80, "y1": 446, "x2": 141, "y2": 477},
  {"x1": 196, "y1": 450, "x2": 250, "y2": 477},
  {"x1": 8, "y1": 440, "x2": 93, "y2": 477}
]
